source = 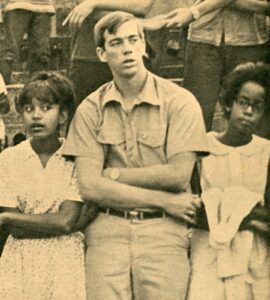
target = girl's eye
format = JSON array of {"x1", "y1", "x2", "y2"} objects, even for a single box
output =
[
  {"x1": 41, "y1": 105, "x2": 51, "y2": 111},
  {"x1": 23, "y1": 105, "x2": 33, "y2": 113}
]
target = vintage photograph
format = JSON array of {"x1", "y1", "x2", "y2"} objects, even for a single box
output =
[{"x1": 0, "y1": 0, "x2": 270, "y2": 299}]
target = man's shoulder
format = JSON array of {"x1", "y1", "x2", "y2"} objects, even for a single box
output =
[
  {"x1": 77, "y1": 81, "x2": 113, "y2": 112},
  {"x1": 152, "y1": 74, "x2": 199, "y2": 107}
]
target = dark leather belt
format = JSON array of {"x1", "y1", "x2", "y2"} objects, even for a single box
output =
[{"x1": 98, "y1": 207, "x2": 166, "y2": 220}]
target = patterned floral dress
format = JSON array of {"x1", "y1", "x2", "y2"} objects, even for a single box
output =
[{"x1": 0, "y1": 139, "x2": 86, "y2": 300}]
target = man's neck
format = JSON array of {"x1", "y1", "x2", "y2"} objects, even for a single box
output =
[{"x1": 114, "y1": 69, "x2": 148, "y2": 100}]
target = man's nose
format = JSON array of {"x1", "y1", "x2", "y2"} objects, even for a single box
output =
[{"x1": 122, "y1": 40, "x2": 132, "y2": 53}]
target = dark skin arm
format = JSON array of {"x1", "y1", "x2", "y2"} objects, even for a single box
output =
[
  {"x1": 0, "y1": 200, "x2": 83, "y2": 238},
  {"x1": 5, "y1": 203, "x2": 97, "y2": 239}
]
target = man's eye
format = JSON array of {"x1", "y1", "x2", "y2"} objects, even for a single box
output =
[
  {"x1": 110, "y1": 40, "x2": 122, "y2": 47},
  {"x1": 129, "y1": 37, "x2": 138, "y2": 44}
]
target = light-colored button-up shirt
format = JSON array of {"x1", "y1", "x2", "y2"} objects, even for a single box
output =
[{"x1": 63, "y1": 72, "x2": 208, "y2": 168}]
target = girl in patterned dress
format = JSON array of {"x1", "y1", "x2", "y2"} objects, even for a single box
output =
[
  {"x1": 0, "y1": 72, "x2": 95, "y2": 300},
  {"x1": 189, "y1": 62, "x2": 270, "y2": 300}
]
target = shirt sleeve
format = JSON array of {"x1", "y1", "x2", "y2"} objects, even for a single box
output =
[
  {"x1": 0, "y1": 151, "x2": 17, "y2": 208},
  {"x1": 166, "y1": 90, "x2": 209, "y2": 159},
  {"x1": 62, "y1": 99, "x2": 104, "y2": 162}
]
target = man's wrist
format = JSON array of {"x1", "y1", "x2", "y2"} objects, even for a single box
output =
[{"x1": 190, "y1": 6, "x2": 201, "y2": 20}]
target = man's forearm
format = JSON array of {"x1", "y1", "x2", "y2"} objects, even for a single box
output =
[
  {"x1": 231, "y1": 0, "x2": 270, "y2": 14},
  {"x1": 107, "y1": 153, "x2": 196, "y2": 192},
  {"x1": 104, "y1": 165, "x2": 186, "y2": 192},
  {"x1": 194, "y1": 0, "x2": 234, "y2": 16},
  {"x1": 79, "y1": 174, "x2": 172, "y2": 209},
  {"x1": 80, "y1": 0, "x2": 153, "y2": 16}
]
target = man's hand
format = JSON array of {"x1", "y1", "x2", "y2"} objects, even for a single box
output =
[
  {"x1": 62, "y1": 0, "x2": 95, "y2": 29},
  {"x1": 165, "y1": 193, "x2": 202, "y2": 225},
  {"x1": 139, "y1": 15, "x2": 168, "y2": 31},
  {"x1": 165, "y1": 8, "x2": 194, "y2": 28}
]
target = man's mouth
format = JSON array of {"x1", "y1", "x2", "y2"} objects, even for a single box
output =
[{"x1": 123, "y1": 59, "x2": 135, "y2": 64}]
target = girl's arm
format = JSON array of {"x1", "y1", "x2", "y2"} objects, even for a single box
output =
[
  {"x1": 71, "y1": 203, "x2": 97, "y2": 232},
  {"x1": 0, "y1": 200, "x2": 83, "y2": 236}
]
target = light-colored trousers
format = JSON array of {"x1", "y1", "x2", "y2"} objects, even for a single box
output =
[{"x1": 84, "y1": 213, "x2": 191, "y2": 300}]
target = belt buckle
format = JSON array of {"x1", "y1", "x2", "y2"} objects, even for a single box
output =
[{"x1": 128, "y1": 210, "x2": 140, "y2": 220}]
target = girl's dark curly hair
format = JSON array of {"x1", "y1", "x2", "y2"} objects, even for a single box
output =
[{"x1": 220, "y1": 62, "x2": 270, "y2": 119}]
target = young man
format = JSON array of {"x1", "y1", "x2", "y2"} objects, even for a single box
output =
[
  {"x1": 63, "y1": 0, "x2": 153, "y2": 107},
  {"x1": 63, "y1": 12, "x2": 208, "y2": 300}
]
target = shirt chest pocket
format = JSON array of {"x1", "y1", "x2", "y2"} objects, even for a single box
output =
[
  {"x1": 137, "y1": 130, "x2": 165, "y2": 148},
  {"x1": 97, "y1": 128, "x2": 125, "y2": 145},
  {"x1": 137, "y1": 129, "x2": 167, "y2": 164}
]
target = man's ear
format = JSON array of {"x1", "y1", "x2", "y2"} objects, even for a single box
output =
[
  {"x1": 96, "y1": 47, "x2": 107, "y2": 63},
  {"x1": 59, "y1": 108, "x2": 68, "y2": 125}
]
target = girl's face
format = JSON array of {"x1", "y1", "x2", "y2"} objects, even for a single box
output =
[
  {"x1": 22, "y1": 98, "x2": 67, "y2": 141},
  {"x1": 228, "y1": 81, "x2": 265, "y2": 136}
]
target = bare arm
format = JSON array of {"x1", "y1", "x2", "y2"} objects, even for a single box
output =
[
  {"x1": 103, "y1": 152, "x2": 196, "y2": 193},
  {"x1": 0, "y1": 200, "x2": 83, "y2": 236},
  {"x1": 143, "y1": 0, "x2": 234, "y2": 30},
  {"x1": 231, "y1": 0, "x2": 270, "y2": 14},
  {"x1": 76, "y1": 156, "x2": 200, "y2": 224},
  {"x1": 63, "y1": 0, "x2": 153, "y2": 28},
  {"x1": 71, "y1": 203, "x2": 97, "y2": 232}
]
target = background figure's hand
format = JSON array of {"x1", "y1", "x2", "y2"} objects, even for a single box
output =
[
  {"x1": 249, "y1": 220, "x2": 270, "y2": 240},
  {"x1": 139, "y1": 15, "x2": 168, "y2": 31},
  {"x1": 165, "y1": 193, "x2": 201, "y2": 225},
  {"x1": 165, "y1": 8, "x2": 194, "y2": 28},
  {"x1": 62, "y1": 0, "x2": 94, "y2": 29}
]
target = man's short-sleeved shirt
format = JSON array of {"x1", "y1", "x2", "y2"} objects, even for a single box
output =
[{"x1": 63, "y1": 72, "x2": 208, "y2": 167}]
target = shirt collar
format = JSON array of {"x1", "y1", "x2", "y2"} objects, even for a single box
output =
[
  {"x1": 208, "y1": 132, "x2": 261, "y2": 157},
  {"x1": 23, "y1": 138, "x2": 65, "y2": 161},
  {"x1": 101, "y1": 72, "x2": 160, "y2": 109}
]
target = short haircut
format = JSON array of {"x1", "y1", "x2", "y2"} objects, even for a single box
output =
[
  {"x1": 220, "y1": 62, "x2": 270, "y2": 119},
  {"x1": 18, "y1": 71, "x2": 76, "y2": 120},
  {"x1": 94, "y1": 11, "x2": 144, "y2": 48}
]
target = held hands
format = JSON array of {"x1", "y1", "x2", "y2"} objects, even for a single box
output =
[
  {"x1": 165, "y1": 193, "x2": 202, "y2": 225},
  {"x1": 62, "y1": 0, "x2": 95, "y2": 29}
]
